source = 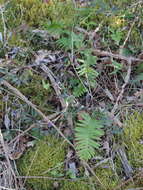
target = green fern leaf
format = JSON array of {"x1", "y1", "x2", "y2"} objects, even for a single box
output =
[
  {"x1": 57, "y1": 36, "x2": 71, "y2": 50},
  {"x1": 73, "y1": 83, "x2": 87, "y2": 97},
  {"x1": 75, "y1": 113, "x2": 104, "y2": 161},
  {"x1": 77, "y1": 52, "x2": 98, "y2": 86},
  {"x1": 57, "y1": 31, "x2": 84, "y2": 51}
]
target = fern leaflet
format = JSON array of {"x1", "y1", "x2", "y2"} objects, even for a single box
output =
[
  {"x1": 73, "y1": 83, "x2": 87, "y2": 97},
  {"x1": 75, "y1": 113, "x2": 104, "y2": 160},
  {"x1": 77, "y1": 51, "x2": 98, "y2": 87}
]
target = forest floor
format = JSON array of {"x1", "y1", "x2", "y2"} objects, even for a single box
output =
[{"x1": 0, "y1": 0, "x2": 143, "y2": 190}]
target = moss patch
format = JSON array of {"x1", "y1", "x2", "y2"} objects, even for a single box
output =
[
  {"x1": 61, "y1": 180, "x2": 91, "y2": 190},
  {"x1": 123, "y1": 112, "x2": 143, "y2": 169},
  {"x1": 93, "y1": 167, "x2": 119, "y2": 190},
  {"x1": 17, "y1": 135, "x2": 67, "y2": 190}
]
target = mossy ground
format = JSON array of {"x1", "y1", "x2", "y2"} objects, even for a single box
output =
[
  {"x1": 17, "y1": 135, "x2": 67, "y2": 190},
  {"x1": 1, "y1": 0, "x2": 143, "y2": 189},
  {"x1": 0, "y1": 0, "x2": 142, "y2": 52},
  {"x1": 17, "y1": 135, "x2": 92, "y2": 190}
]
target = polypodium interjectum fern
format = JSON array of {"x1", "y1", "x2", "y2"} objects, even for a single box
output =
[
  {"x1": 75, "y1": 113, "x2": 104, "y2": 161},
  {"x1": 73, "y1": 82, "x2": 87, "y2": 97}
]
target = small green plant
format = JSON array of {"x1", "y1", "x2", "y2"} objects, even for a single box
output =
[
  {"x1": 73, "y1": 82, "x2": 87, "y2": 97},
  {"x1": 75, "y1": 113, "x2": 104, "y2": 160},
  {"x1": 76, "y1": 50, "x2": 99, "y2": 89},
  {"x1": 109, "y1": 27, "x2": 123, "y2": 45},
  {"x1": 57, "y1": 31, "x2": 84, "y2": 51}
]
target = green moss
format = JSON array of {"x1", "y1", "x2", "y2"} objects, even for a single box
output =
[
  {"x1": 11, "y1": 0, "x2": 49, "y2": 26},
  {"x1": 17, "y1": 135, "x2": 92, "y2": 190},
  {"x1": 0, "y1": 0, "x2": 75, "y2": 27},
  {"x1": 0, "y1": 0, "x2": 75, "y2": 48},
  {"x1": 129, "y1": 27, "x2": 142, "y2": 52},
  {"x1": 61, "y1": 180, "x2": 91, "y2": 190},
  {"x1": 93, "y1": 167, "x2": 119, "y2": 190},
  {"x1": 17, "y1": 135, "x2": 67, "y2": 190},
  {"x1": 123, "y1": 112, "x2": 143, "y2": 169},
  {"x1": 8, "y1": 33, "x2": 29, "y2": 47}
]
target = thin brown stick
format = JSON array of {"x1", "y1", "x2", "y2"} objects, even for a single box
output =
[
  {"x1": 111, "y1": 59, "x2": 132, "y2": 115},
  {"x1": 93, "y1": 49, "x2": 142, "y2": 63},
  {"x1": 9, "y1": 124, "x2": 36, "y2": 145},
  {"x1": 16, "y1": 175, "x2": 87, "y2": 181},
  {"x1": 40, "y1": 65, "x2": 67, "y2": 110},
  {"x1": 121, "y1": 18, "x2": 137, "y2": 49},
  {"x1": 16, "y1": 175, "x2": 71, "y2": 180},
  {"x1": 83, "y1": 161, "x2": 107, "y2": 190}
]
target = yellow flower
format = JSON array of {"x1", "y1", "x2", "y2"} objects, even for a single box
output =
[{"x1": 111, "y1": 17, "x2": 125, "y2": 27}]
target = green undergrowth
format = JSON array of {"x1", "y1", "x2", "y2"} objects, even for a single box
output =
[
  {"x1": 0, "y1": 0, "x2": 75, "y2": 31},
  {"x1": 17, "y1": 111, "x2": 143, "y2": 190},
  {"x1": 94, "y1": 167, "x2": 119, "y2": 190},
  {"x1": 1, "y1": 0, "x2": 143, "y2": 189},
  {"x1": 17, "y1": 135, "x2": 92, "y2": 190},
  {"x1": 17, "y1": 134, "x2": 118, "y2": 190},
  {"x1": 62, "y1": 180, "x2": 91, "y2": 190},
  {"x1": 0, "y1": 0, "x2": 142, "y2": 53},
  {"x1": 18, "y1": 72, "x2": 54, "y2": 114}
]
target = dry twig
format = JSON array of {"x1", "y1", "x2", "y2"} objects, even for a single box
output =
[
  {"x1": 93, "y1": 49, "x2": 142, "y2": 63},
  {"x1": 40, "y1": 64, "x2": 67, "y2": 110},
  {"x1": 111, "y1": 59, "x2": 132, "y2": 115}
]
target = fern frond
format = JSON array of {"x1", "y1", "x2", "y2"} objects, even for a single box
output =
[
  {"x1": 57, "y1": 31, "x2": 84, "y2": 51},
  {"x1": 57, "y1": 36, "x2": 71, "y2": 50},
  {"x1": 73, "y1": 83, "x2": 87, "y2": 97},
  {"x1": 75, "y1": 113, "x2": 104, "y2": 161},
  {"x1": 77, "y1": 52, "x2": 98, "y2": 84}
]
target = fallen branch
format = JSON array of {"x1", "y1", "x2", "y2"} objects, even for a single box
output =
[
  {"x1": 117, "y1": 147, "x2": 133, "y2": 178},
  {"x1": 93, "y1": 49, "x2": 142, "y2": 63},
  {"x1": 111, "y1": 59, "x2": 132, "y2": 115}
]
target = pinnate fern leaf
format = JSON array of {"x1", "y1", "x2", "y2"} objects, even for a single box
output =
[
  {"x1": 73, "y1": 83, "x2": 87, "y2": 97},
  {"x1": 75, "y1": 113, "x2": 104, "y2": 161}
]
